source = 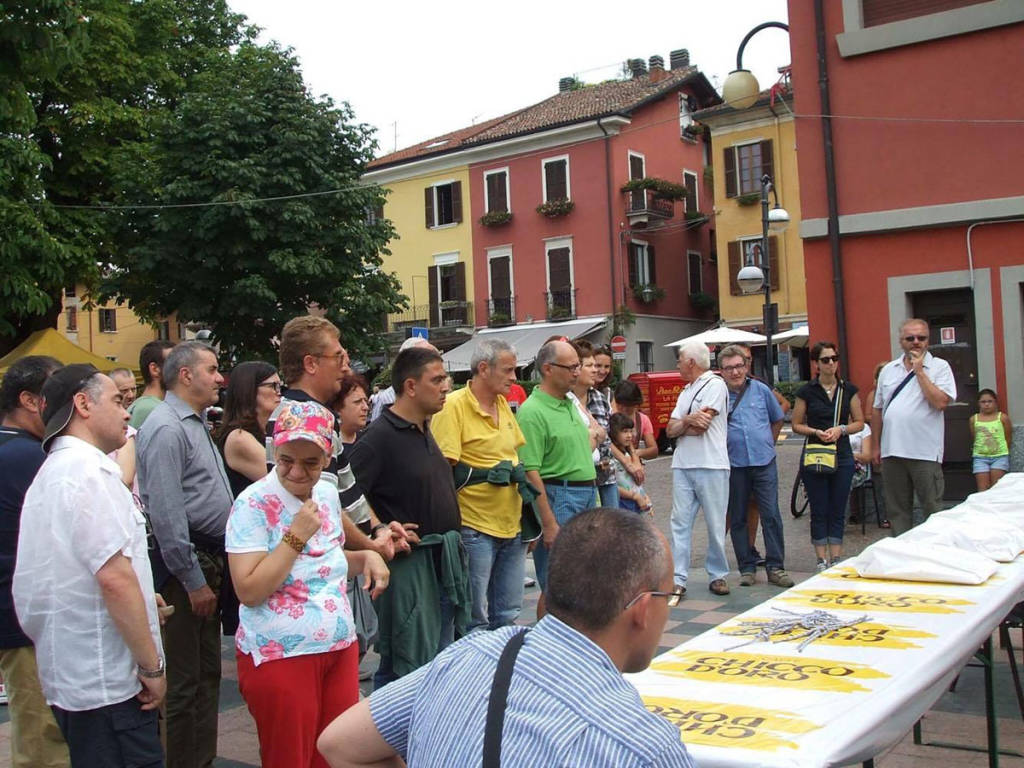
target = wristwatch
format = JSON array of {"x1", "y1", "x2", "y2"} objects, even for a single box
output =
[
  {"x1": 840, "y1": 424, "x2": 848, "y2": 436},
  {"x1": 371, "y1": 523, "x2": 389, "y2": 537},
  {"x1": 138, "y1": 657, "x2": 165, "y2": 678}
]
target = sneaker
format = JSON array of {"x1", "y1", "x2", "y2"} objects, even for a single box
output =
[
  {"x1": 674, "y1": 583, "x2": 687, "y2": 598},
  {"x1": 815, "y1": 558, "x2": 828, "y2": 572},
  {"x1": 524, "y1": 576, "x2": 536, "y2": 588},
  {"x1": 739, "y1": 572, "x2": 756, "y2": 587},
  {"x1": 709, "y1": 579, "x2": 730, "y2": 596},
  {"x1": 767, "y1": 569, "x2": 795, "y2": 587},
  {"x1": 750, "y1": 547, "x2": 767, "y2": 567}
]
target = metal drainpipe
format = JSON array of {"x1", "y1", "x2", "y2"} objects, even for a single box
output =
[
  {"x1": 815, "y1": 0, "x2": 849, "y2": 368},
  {"x1": 598, "y1": 117, "x2": 618, "y2": 326}
]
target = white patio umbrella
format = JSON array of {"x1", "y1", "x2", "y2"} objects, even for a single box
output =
[
  {"x1": 772, "y1": 326, "x2": 810, "y2": 347},
  {"x1": 664, "y1": 327, "x2": 767, "y2": 347}
]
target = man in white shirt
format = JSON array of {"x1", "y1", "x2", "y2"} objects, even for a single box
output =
[
  {"x1": 368, "y1": 336, "x2": 437, "y2": 423},
  {"x1": 871, "y1": 318, "x2": 956, "y2": 534},
  {"x1": 665, "y1": 341, "x2": 731, "y2": 597},
  {"x1": 14, "y1": 364, "x2": 165, "y2": 768}
]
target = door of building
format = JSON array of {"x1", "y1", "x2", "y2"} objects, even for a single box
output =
[{"x1": 911, "y1": 289, "x2": 978, "y2": 501}]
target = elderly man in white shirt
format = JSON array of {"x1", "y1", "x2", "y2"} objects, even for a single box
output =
[
  {"x1": 14, "y1": 364, "x2": 165, "y2": 768},
  {"x1": 665, "y1": 341, "x2": 731, "y2": 597},
  {"x1": 871, "y1": 318, "x2": 956, "y2": 534}
]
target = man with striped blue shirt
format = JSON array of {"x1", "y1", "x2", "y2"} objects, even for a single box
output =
[{"x1": 318, "y1": 508, "x2": 694, "y2": 768}]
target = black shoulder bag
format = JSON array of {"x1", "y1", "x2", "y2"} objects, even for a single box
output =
[
  {"x1": 727, "y1": 379, "x2": 751, "y2": 422},
  {"x1": 883, "y1": 370, "x2": 917, "y2": 415},
  {"x1": 482, "y1": 628, "x2": 530, "y2": 768}
]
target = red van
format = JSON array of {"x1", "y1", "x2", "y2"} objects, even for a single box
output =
[{"x1": 627, "y1": 371, "x2": 686, "y2": 453}]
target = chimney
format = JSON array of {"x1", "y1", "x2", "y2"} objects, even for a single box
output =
[
  {"x1": 559, "y1": 77, "x2": 576, "y2": 92},
  {"x1": 670, "y1": 49, "x2": 690, "y2": 70},
  {"x1": 628, "y1": 58, "x2": 647, "y2": 79},
  {"x1": 648, "y1": 54, "x2": 668, "y2": 83}
]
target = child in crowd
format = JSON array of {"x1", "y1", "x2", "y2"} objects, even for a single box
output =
[
  {"x1": 970, "y1": 388, "x2": 1012, "y2": 491},
  {"x1": 609, "y1": 413, "x2": 652, "y2": 514}
]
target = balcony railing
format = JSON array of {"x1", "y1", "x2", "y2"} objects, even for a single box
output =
[
  {"x1": 625, "y1": 188, "x2": 674, "y2": 221},
  {"x1": 384, "y1": 302, "x2": 473, "y2": 332},
  {"x1": 545, "y1": 289, "x2": 576, "y2": 321},
  {"x1": 487, "y1": 297, "x2": 515, "y2": 327},
  {"x1": 439, "y1": 300, "x2": 472, "y2": 327}
]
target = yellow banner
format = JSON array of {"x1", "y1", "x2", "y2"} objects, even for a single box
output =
[
  {"x1": 644, "y1": 696, "x2": 821, "y2": 752},
  {"x1": 719, "y1": 618, "x2": 936, "y2": 650},
  {"x1": 777, "y1": 589, "x2": 973, "y2": 614},
  {"x1": 824, "y1": 566, "x2": 1001, "y2": 587},
  {"x1": 651, "y1": 650, "x2": 889, "y2": 692}
]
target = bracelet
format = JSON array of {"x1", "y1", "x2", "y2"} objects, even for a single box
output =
[
  {"x1": 840, "y1": 424, "x2": 848, "y2": 436},
  {"x1": 282, "y1": 530, "x2": 305, "y2": 554},
  {"x1": 138, "y1": 657, "x2": 164, "y2": 678},
  {"x1": 371, "y1": 523, "x2": 389, "y2": 537}
]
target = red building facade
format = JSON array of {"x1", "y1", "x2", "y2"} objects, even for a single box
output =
[{"x1": 788, "y1": 0, "x2": 1024, "y2": 491}]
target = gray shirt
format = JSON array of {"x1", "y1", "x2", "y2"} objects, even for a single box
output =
[
  {"x1": 369, "y1": 385, "x2": 395, "y2": 423},
  {"x1": 136, "y1": 391, "x2": 233, "y2": 591}
]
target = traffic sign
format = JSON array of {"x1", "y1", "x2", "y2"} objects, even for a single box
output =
[
  {"x1": 407, "y1": 327, "x2": 429, "y2": 340},
  {"x1": 610, "y1": 335, "x2": 627, "y2": 360}
]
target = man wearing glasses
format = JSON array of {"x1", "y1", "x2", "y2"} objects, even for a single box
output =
[
  {"x1": 871, "y1": 319, "x2": 956, "y2": 534},
  {"x1": 515, "y1": 341, "x2": 597, "y2": 615},
  {"x1": 318, "y1": 508, "x2": 696, "y2": 768}
]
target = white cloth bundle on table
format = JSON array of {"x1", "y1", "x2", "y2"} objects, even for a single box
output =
[{"x1": 851, "y1": 537, "x2": 998, "y2": 585}]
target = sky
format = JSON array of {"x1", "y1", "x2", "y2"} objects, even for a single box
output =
[{"x1": 228, "y1": 0, "x2": 791, "y2": 156}]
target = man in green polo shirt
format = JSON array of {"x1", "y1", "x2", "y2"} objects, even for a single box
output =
[{"x1": 517, "y1": 340, "x2": 596, "y2": 614}]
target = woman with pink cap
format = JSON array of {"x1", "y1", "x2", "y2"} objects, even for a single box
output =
[{"x1": 226, "y1": 400, "x2": 389, "y2": 768}]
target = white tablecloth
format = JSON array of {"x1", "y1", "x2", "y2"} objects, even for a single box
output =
[{"x1": 628, "y1": 475, "x2": 1024, "y2": 768}]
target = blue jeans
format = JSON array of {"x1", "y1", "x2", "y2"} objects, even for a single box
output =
[
  {"x1": 461, "y1": 526, "x2": 527, "y2": 633},
  {"x1": 533, "y1": 483, "x2": 597, "y2": 591},
  {"x1": 373, "y1": 593, "x2": 454, "y2": 690},
  {"x1": 598, "y1": 482, "x2": 619, "y2": 508},
  {"x1": 804, "y1": 457, "x2": 856, "y2": 546},
  {"x1": 728, "y1": 460, "x2": 785, "y2": 573},
  {"x1": 671, "y1": 468, "x2": 730, "y2": 585}
]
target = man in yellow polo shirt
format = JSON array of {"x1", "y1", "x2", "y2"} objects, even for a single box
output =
[{"x1": 432, "y1": 339, "x2": 528, "y2": 632}]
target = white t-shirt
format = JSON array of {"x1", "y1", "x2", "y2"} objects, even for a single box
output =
[
  {"x1": 15, "y1": 436, "x2": 161, "y2": 711},
  {"x1": 567, "y1": 392, "x2": 601, "y2": 464},
  {"x1": 670, "y1": 370, "x2": 730, "y2": 470},
  {"x1": 873, "y1": 352, "x2": 957, "y2": 462},
  {"x1": 849, "y1": 422, "x2": 872, "y2": 456}
]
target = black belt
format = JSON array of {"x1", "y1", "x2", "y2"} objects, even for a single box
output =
[
  {"x1": 543, "y1": 478, "x2": 596, "y2": 488},
  {"x1": 190, "y1": 530, "x2": 225, "y2": 556}
]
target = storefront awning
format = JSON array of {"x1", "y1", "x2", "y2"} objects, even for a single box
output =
[{"x1": 442, "y1": 317, "x2": 606, "y2": 372}]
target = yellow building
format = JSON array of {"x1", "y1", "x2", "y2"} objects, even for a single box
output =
[
  {"x1": 698, "y1": 88, "x2": 806, "y2": 326},
  {"x1": 58, "y1": 285, "x2": 187, "y2": 370}
]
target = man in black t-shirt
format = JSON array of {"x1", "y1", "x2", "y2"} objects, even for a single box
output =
[{"x1": 0, "y1": 355, "x2": 68, "y2": 767}]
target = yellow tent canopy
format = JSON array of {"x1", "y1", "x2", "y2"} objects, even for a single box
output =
[{"x1": 0, "y1": 329, "x2": 124, "y2": 379}]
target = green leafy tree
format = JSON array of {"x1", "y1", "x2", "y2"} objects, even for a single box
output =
[
  {"x1": 0, "y1": 1, "x2": 86, "y2": 351},
  {"x1": 103, "y1": 42, "x2": 403, "y2": 361}
]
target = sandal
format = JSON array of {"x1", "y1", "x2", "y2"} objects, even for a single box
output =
[{"x1": 879, "y1": 519, "x2": 891, "y2": 529}]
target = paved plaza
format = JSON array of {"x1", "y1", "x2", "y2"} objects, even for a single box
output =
[{"x1": 0, "y1": 434, "x2": 1020, "y2": 767}]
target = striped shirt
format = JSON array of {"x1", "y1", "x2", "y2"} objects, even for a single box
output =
[
  {"x1": 369, "y1": 615, "x2": 695, "y2": 767},
  {"x1": 265, "y1": 388, "x2": 370, "y2": 524}
]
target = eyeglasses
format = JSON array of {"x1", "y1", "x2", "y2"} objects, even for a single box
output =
[
  {"x1": 549, "y1": 362, "x2": 581, "y2": 372},
  {"x1": 314, "y1": 351, "x2": 347, "y2": 364},
  {"x1": 624, "y1": 588, "x2": 685, "y2": 610},
  {"x1": 903, "y1": 335, "x2": 929, "y2": 343},
  {"x1": 258, "y1": 381, "x2": 283, "y2": 393},
  {"x1": 721, "y1": 364, "x2": 746, "y2": 374},
  {"x1": 816, "y1": 355, "x2": 839, "y2": 364}
]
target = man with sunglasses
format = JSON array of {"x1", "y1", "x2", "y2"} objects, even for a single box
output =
[
  {"x1": 317, "y1": 507, "x2": 695, "y2": 768},
  {"x1": 871, "y1": 319, "x2": 956, "y2": 534}
]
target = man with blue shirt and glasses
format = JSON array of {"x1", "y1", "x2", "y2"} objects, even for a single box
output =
[
  {"x1": 317, "y1": 507, "x2": 695, "y2": 768},
  {"x1": 718, "y1": 345, "x2": 793, "y2": 588}
]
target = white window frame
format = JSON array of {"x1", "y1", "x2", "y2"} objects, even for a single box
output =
[
  {"x1": 683, "y1": 169, "x2": 699, "y2": 213},
  {"x1": 483, "y1": 167, "x2": 511, "y2": 214},
  {"x1": 630, "y1": 238, "x2": 652, "y2": 286},
  {"x1": 99, "y1": 308, "x2": 117, "y2": 333},
  {"x1": 637, "y1": 340, "x2": 655, "y2": 373},
  {"x1": 679, "y1": 93, "x2": 694, "y2": 137},
  {"x1": 687, "y1": 250, "x2": 703, "y2": 294},
  {"x1": 627, "y1": 150, "x2": 646, "y2": 180},
  {"x1": 731, "y1": 140, "x2": 766, "y2": 197},
  {"x1": 738, "y1": 235, "x2": 765, "y2": 268},
  {"x1": 541, "y1": 155, "x2": 571, "y2": 203},
  {"x1": 837, "y1": 0, "x2": 1024, "y2": 57},
  {"x1": 428, "y1": 179, "x2": 458, "y2": 229},
  {"x1": 544, "y1": 236, "x2": 575, "y2": 315},
  {"x1": 486, "y1": 246, "x2": 515, "y2": 319}
]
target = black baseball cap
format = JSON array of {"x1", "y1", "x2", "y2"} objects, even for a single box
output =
[{"x1": 41, "y1": 364, "x2": 101, "y2": 452}]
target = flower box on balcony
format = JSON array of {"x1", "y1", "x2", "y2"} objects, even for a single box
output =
[
  {"x1": 736, "y1": 192, "x2": 761, "y2": 206},
  {"x1": 479, "y1": 210, "x2": 512, "y2": 227},
  {"x1": 632, "y1": 284, "x2": 666, "y2": 304},
  {"x1": 536, "y1": 199, "x2": 575, "y2": 218},
  {"x1": 620, "y1": 177, "x2": 688, "y2": 201}
]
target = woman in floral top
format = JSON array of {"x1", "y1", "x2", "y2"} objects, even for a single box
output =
[{"x1": 227, "y1": 400, "x2": 389, "y2": 767}]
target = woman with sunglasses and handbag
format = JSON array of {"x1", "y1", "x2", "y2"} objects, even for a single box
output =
[{"x1": 791, "y1": 342, "x2": 865, "y2": 571}]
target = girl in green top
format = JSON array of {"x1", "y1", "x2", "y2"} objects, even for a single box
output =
[{"x1": 969, "y1": 388, "x2": 1012, "y2": 491}]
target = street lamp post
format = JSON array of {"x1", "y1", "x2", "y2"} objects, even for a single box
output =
[{"x1": 724, "y1": 21, "x2": 791, "y2": 387}]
